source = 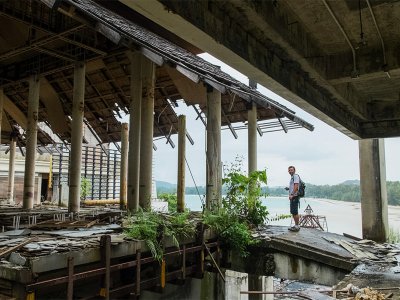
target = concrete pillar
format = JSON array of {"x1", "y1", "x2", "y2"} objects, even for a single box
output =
[
  {"x1": 177, "y1": 115, "x2": 186, "y2": 212},
  {"x1": 225, "y1": 270, "x2": 248, "y2": 300},
  {"x1": 127, "y1": 52, "x2": 142, "y2": 212},
  {"x1": 120, "y1": 123, "x2": 129, "y2": 209},
  {"x1": 139, "y1": 57, "x2": 155, "y2": 210},
  {"x1": 23, "y1": 75, "x2": 40, "y2": 209},
  {"x1": 247, "y1": 97, "x2": 261, "y2": 300},
  {"x1": 262, "y1": 276, "x2": 274, "y2": 300},
  {"x1": 0, "y1": 89, "x2": 3, "y2": 143},
  {"x1": 68, "y1": 63, "x2": 86, "y2": 213},
  {"x1": 359, "y1": 138, "x2": 388, "y2": 242},
  {"x1": 7, "y1": 136, "x2": 17, "y2": 203},
  {"x1": 248, "y1": 103, "x2": 257, "y2": 174},
  {"x1": 206, "y1": 87, "x2": 222, "y2": 211}
]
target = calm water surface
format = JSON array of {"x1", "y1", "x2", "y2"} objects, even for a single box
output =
[{"x1": 184, "y1": 195, "x2": 400, "y2": 238}]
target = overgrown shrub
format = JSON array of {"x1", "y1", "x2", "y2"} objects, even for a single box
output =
[
  {"x1": 158, "y1": 193, "x2": 178, "y2": 213},
  {"x1": 80, "y1": 177, "x2": 91, "y2": 200},
  {"x1": 203, "y1": 157, "x2": 269, "y2": 257},
  {"x1": 124, "y1": 209, "x2": 195, "y2": 262}
]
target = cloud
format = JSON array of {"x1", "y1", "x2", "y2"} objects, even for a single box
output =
[{"x1": 152, "y1": 53, "x2": 400, "y2": 189}]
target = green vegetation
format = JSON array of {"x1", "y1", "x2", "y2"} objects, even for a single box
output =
[
  {"x1": 133, "y1": 158, "x2": 270, "y2": 260},
  {"x1": 158, "y1": 193, "x2": 178, "y2": 213},
  {"x1": 80, "y1": 177, "x2": 91, "y2": 200},
  {"x1": 123, "y1": 209, "x2": 195, "y2": 262},
  {"x1": 203, "y1": 158, "x2": 268, "y2": 257},
  {"x1": 388, "y1": 227, "x2": 400, "y2": 244}
]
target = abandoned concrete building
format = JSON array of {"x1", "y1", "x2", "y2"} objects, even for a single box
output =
[{"x1": 0, "y1": 0, "x2": 399, "y2": 299}]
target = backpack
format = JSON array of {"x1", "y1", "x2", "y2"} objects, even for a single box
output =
[{"x1": 298, "y1": 176, "x2": 306, "y2": 198}]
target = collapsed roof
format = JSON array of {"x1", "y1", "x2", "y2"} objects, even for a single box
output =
[{"x1": 0, "y1": 0, "x2": 313, "y2": 151}]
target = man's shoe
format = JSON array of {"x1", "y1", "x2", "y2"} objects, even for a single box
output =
[{"x1": 288, "y1": 225, "x2": 300, "y2": 232}]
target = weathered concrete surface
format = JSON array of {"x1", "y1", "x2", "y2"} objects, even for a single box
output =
[
  {"x1": 334, "y1": 263, "x2": 400, "y2": 298},
  {"x1": 262, "y1": 226, "x2": 356, "y2": 271},
  {"x1": 359, "y1": 139, "x2": 388, "y2": 242}
]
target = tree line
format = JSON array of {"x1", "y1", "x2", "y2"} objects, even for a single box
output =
[
  {"x1": 265, "y1": 182, "x2": 400, "y2": 206},
  {"x1": 157, "y1": 181, "x2": 400, "y2": 206}
]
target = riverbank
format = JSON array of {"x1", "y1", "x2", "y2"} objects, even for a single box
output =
[
  {"x1": 265, "y1": 197, "x2": 400, "y2": 238},
  {"x1": 184, "y1": 195, "x2": 400, "y2": 239}
]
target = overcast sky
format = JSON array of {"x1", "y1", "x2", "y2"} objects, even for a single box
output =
[{"x1": 152, "y1": 54, "x2": 400, "y2": 187}]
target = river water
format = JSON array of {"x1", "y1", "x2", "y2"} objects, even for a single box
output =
[{"x1": 185, "y1": 195, "x2": 400, "y2": 238}]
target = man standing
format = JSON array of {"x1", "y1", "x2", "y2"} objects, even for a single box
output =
[{"x1": 287, "y1": 166, "x2": 300, "y2": 231}]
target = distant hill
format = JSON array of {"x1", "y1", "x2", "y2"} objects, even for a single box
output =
[
  {"x1": 156, "y1": 179, "x2": 400, "y2": 206},
  {"x1": 156, "y1": 181, "x2": 176, "y2": 189},
  {"x1": 340, "y1": 180, "x2": 360, "y2": 185},
  {"x1": 156, "y1": 181, "x2": 176, "y2": 193}
]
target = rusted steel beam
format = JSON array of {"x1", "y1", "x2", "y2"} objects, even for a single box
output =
[
  {"x1": 67, "y1": 257, "x2": 74, "y2": 300},
  {"x1": 99, "y1": 235, "x2": 111, "y2": 300},
  {"x1": 136, "y1": 250, "x2": 141, "y2": 297},
  {"x1": 204, "y1": 242, "x2": 225, "y2": 282},
  {"x1": 160, "y1": 259, "x2": 166, "y2": 289},
  {"x1": 26, "y1": 242, "x2": 219, "y2": 290},
  {"x1": 109, "y1": 266, "x2": 196, "y2": 299},
  {"x1": 182, "y1": 245, "x2": 186, "y2": 280}
]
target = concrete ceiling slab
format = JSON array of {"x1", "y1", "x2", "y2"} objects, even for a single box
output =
[{"x1": 122, "y1": 0, "x2": 400, "y2": 139}]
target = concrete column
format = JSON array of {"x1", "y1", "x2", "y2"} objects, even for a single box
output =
[
  {"x1": 177, "y1": 115, "x2": 186, "y2": 212},
  {"x1": 248, "y1": 106, "x2": 262, "y2": 300},
  {"x1": 120, "y1": 122, "x2": 129, "y2": 209},
  {"x1": 68, "y1": 63, "x2": 86, "y2": 213},
  {"x1": 225, "y1": 270, "x2": 248, "y2": 300},
  {"x1": 127, "y1": 52, "x2": 142, "y2": 212},
  {"x1": 139, "y1": 57, "x2": 155, "y2": 210},
  {"x1": 7, "y1": 136, "x2": 17, "y2": 203},
  {"x1": 359, "y1": 138, "x2": 388, "y2": 242},
  {"x1": 262, "y1": 276, "x2": 274, "y2": 300},
  {"x1": 248, "y1": 103, "x2": 257, "y2": 174},
  {"x1": 206, "y1": 87, "x2": 222, "y2": 211},
  {"x1": 0, "y1": 89, "x2": 3, "y2": 143},
  {"x1": 23, "y1": 75, "x2": 40, "y2": 209}
]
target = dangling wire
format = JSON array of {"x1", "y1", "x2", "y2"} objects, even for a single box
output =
[{"x1": 184, "y1": 156, "x2": 205, "y2": 209}]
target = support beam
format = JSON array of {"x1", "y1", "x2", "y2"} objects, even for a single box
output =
[
  {"x1": 3, "y1": 96, "x2": 28, "y2": 129},
  {"x1": 177, "y1": 115, "x2": 186, "y2": 213},
  {"x1": 124, "y1": 0, "x2": 364, "y2": 138},
  {"x1": 248, "y1": 103, "x2": 257, "y2": 174},
  {"x1": 127, "y1": 52, "x2": 142, "y2": 212},
  {"x1": 0, "y1": 89, "x2": 3, "y2": 143},
  {"x1": 120, "y1": 122, "x2": 128, "y2": 210},
  {"x1": 40, "y1": 78, "x2": 69, "y2": 134},
  {"x1": 206, "y1": 87, "x2": 222, "y2": 211},
  {"x1": 7, "y1": 136, "x2": 17, "y2": 204},
  {"x1": 23, "y1": 75, "x2": 40, "y2": 209},
  {"x1": 68, "y1": 63, "x2": 86, "y2": 213},
  {"x1": 139, "y1": 57, "x2": 155, "y2": 210},
  {"x1": 358, "y1": 139, "x2": 388, "y2": 242}
]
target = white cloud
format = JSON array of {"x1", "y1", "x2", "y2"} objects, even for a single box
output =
[{"x1": 153, "y1": 54, "x2": 400, "y2": 188}]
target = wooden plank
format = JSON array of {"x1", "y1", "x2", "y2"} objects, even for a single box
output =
[
  {"x1": 337, "y1": 240, "x2": 358, "y2": 257},
  {"x1": 298, "y1": 290, "x2": 336, "y2": 300},
  {"x1": 341, "y1": 240, "x2": 376, "y2": 259},
  {"x1": 0, "y1": 238, "x2": 35, "y2": 258}
]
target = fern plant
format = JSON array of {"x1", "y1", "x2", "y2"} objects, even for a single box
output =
[{"x1": 123, "y1": 209, "x2": 196, "y2": 262}]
